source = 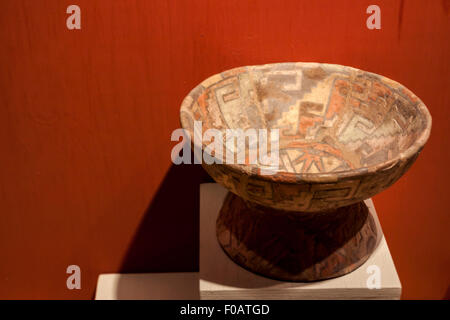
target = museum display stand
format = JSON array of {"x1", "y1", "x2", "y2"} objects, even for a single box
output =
[{"x1": 95, "y1": 183, "x2": 401, "y2": 300}]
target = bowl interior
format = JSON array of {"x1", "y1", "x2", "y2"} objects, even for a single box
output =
[{"x1": 181, "y1": 63, "x2": 430, "y2": 174}]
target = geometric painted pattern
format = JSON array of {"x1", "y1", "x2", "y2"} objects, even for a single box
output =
[{"x1": 180, "y1": 62, "x2": 431, "y2": 211}]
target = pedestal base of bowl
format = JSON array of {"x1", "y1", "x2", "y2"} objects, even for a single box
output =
[{"x1": 216, "y1": 192, "x2": 378, "y2": 282}]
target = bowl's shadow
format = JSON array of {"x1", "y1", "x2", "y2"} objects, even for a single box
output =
[{"x1": 118, "y1": 162, "x2": 212, "y2": 273}]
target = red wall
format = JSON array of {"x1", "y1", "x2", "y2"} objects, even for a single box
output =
[{"x1": 0, "y1": 0, "x2": 448, "y2": 299}]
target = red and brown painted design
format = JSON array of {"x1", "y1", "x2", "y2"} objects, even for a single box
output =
[{"x1": 180, "y1": 62, "x2": 431, "y2": 212}]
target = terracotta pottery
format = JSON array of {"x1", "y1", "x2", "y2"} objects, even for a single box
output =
[{"x1": 180, "y1": 62, "x2": 432, "y2": 281}]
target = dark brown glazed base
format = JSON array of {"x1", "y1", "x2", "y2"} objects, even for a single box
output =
[{"x1": 216, "y1": 192, "x2": 378, "y2": 282}]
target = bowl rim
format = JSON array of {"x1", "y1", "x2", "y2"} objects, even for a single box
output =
[{"x1": 180, "y1": 62, "x2": 432, "y2": 183}]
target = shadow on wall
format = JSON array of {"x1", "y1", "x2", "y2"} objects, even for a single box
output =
[
  {"x1": 119, "y1": 160, "x2": 212, "y2": 273},
  {"x1": 444, "y1": 285, "x2": 450, "y2": 300}
]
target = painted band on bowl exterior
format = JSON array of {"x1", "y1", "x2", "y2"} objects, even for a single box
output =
[{"x1": 202, "y1": 151, "x2": 419, "y2": 212}]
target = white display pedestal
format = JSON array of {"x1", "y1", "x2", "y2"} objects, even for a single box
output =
[
  {"x1": 199, "y1": 183, "x2": 401, "y2": 300},
  {"x1": 95, "y1": 183, "x2": 401, "y2": 300},
  {"x1": 95, "y1": 272, "x2": 199, "y2": 300}
]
